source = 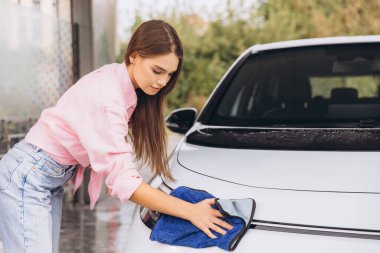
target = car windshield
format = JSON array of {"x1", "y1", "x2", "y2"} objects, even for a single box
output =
[{"x1": 209, "y1": 43, "x2": 380, "y2": 127}]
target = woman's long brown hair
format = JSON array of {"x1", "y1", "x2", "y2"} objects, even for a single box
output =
[{"x1": 125, "y1": 20, "x2": 183, "y2": 180}]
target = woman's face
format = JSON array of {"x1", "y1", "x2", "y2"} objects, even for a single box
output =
[{"x1": 128, "y1": 52, "x2": 179, "y2": 95}]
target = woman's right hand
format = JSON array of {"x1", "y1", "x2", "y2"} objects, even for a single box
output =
[
  {"x1": 130, "y1": 183, "x2": 233, "y2": 239},
  {"x1": 187, "y1": 198, "x2": 233, "y2": 239}
]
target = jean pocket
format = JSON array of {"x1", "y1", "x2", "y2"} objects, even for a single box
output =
[
  {"x1": 0, "y1": 151, "x2": 24, "y2": 191},
  {"x1": 33, "y1": 160, "x2": 66, "y2": 179}
]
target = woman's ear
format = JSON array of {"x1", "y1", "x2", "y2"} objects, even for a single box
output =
[{"x1": 129, "y1": 52, "x2": 138, "y2": 64}]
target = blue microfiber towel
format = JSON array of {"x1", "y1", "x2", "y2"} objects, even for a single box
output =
[{"x1": 149, "y1": 186, "x2": 256, "y2": 251}]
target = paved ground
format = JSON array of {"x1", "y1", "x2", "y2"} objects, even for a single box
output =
[
  {"x1": 0, "y1": 133, "x2": 183, "y2": 253},
  {"x1": 59, "y1": 195, "x2": 137, "y2": 252},
  {"x1": 0, "y1": 177, "x2": 140, "y2": 253}
]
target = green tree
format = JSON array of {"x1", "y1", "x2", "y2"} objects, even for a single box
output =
[
  {"x1": 257, "y1": 0, "x2": 380, "y2": 42},
  {"x1": 117, "y1": 0, "x2": 380, "y2": 113}
]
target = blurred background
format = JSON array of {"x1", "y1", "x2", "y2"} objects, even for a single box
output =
[
  {"x1": 0, "y1": 0, "x2": 379, "y2": 252},
  {"x1": 116, "y1": 0, "x2": 380, "y2": 113}
]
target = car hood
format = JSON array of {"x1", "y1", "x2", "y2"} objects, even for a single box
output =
[
  {"x1": 177, "y1": 141, "x2": 380, "y2": 193},
  {"x1": 165, "y1": 141, "x2": 380, "y2": 231}
]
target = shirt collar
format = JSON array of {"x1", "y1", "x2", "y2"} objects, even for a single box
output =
[{"x1": 117, "y1": 62, "x2": 137, "y2": 107}]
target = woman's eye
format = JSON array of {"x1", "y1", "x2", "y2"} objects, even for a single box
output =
[{"x1": 153, "y1": 69, "x2": 162, "y2": 74}]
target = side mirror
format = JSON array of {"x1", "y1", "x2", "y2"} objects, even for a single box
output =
[{"x1": 165, "y1": 108, "x2": 197, "y2": 134}]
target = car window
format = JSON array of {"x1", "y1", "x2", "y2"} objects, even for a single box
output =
[{"x1": 209, "y1": 44, "x2": 380, "y2": 127}]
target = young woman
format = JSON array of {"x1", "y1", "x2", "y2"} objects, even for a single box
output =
[{"x1": 0, "y1": 20, "x2": 232, "y2": 253}]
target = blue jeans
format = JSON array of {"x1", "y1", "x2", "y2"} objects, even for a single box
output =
[{"x1": 0, "y1": 140, "x2": 77, "y2": 253}]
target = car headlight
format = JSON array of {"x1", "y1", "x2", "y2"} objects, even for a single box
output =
[{"x1": 140, "y1": 176, "x2": 172, "y2": 229}]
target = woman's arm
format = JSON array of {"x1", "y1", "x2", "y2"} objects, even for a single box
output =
[{"x1": 130, "y1": 182, "x2": 233, "y2": 239}]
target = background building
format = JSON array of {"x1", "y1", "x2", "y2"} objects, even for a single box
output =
[
  {"x1": 0, "y1": 0, "x2": 117, "y2": 154},
  {"x1": 0, "y1": 0, "x2": 117, "y2": 203}
]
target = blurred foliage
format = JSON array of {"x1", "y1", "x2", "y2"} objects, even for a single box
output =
[{"x1": 117, "y1": 0, "x2": 380, "y2": 113}]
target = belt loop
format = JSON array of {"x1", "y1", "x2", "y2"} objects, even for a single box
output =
[
  {"x1": 30, "y1": 143, "x2": 41, "y2": 153},
  {"x1": 65, "y1": 164, "x2": 78, "y2": 172},
  {"x1": 19, "y1": 141, "x2": 42, "y2": 163}
]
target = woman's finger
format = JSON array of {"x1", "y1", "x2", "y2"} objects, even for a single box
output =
[
  {"x1": 209, "y1": 223, "x2": 227, "y2": 236},
  {"x1": 204, "y1": 198, "x2": 216, "y2": 205},
  {"x1": 213, "y1": 217, "x2": 234, "y2": 230},
  {"x1": 213, "y1": 209, "x2": 224, "y2": 217},
  {"x1": 202, "y1": 226, "x2": 217, "y2": 239}
]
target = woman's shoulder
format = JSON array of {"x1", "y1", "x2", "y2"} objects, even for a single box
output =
[
  {"x1": 84, "y1": 63, "x2": 131, "y2": 95},
  {"x1": 60, "y1": 63, "x2": 133, "y2": 110},
  {"x1": 79, "y1": 63, "x2": 119, "y2": 87}
]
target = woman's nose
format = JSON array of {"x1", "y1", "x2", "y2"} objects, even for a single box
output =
[
  {"x1": 157, "y1": 79, "x2": 165, "y2": 87},
  {"x1": 157, "y1": 76, "x2": 168, "y2": 87}
]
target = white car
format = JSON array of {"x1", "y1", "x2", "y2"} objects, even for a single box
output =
[{"x1": 126, "y1": 36, "x2": 380, "y2": 252}]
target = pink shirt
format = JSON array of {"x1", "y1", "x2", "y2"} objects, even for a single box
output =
[{"x1": 25, "y1": 63, "x2": 142, "y2": 209}]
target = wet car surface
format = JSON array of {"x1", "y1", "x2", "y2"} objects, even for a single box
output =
[{"x1": 126, "y1": 36, "x2": 380, "y2": 253}]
